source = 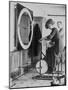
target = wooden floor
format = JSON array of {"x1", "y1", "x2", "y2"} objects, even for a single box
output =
[
  {"x1": 10, "y1": 63, "x2": 65, "y2": 88},
  {"x1": 10, "y1": 69, "x2": 52, "y2": 88}
]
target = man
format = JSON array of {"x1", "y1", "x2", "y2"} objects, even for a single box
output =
[{"x1": 57, "y1": 21, "x2": 64, "y2": 52}]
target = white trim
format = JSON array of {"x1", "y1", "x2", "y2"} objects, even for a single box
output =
[{"x1": 18, "y1": 8, "x2": 33, "y2": 49}]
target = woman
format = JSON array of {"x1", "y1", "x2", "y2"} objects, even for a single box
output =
[{"x1": 40, "y1": 19, "x2": 60, "y2": 73}]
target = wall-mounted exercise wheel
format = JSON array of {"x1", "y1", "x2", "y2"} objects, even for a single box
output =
[{"x1": 18, "y1": 8, "x2": 33, "y2": 49}]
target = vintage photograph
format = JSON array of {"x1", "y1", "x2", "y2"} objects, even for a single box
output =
[{"x1": 9, "y1": 1, "x2": 66, "y2": 88}]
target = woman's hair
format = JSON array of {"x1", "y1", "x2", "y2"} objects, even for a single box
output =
[{"x1": 45, "y1": 19, "x2": 54, "y2": 29}]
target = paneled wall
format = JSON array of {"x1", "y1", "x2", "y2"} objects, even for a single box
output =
[{"x1": 10, "y1": 50, "x2": 31, "y2": 79}]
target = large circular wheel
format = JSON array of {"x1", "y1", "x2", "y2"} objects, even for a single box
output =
[
  {"x1": 36, "y1": 60, "x2": 48, "y2": 74},
  {"x1": 18, "y1": 8, "x2": 33, "y2": 49}
]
